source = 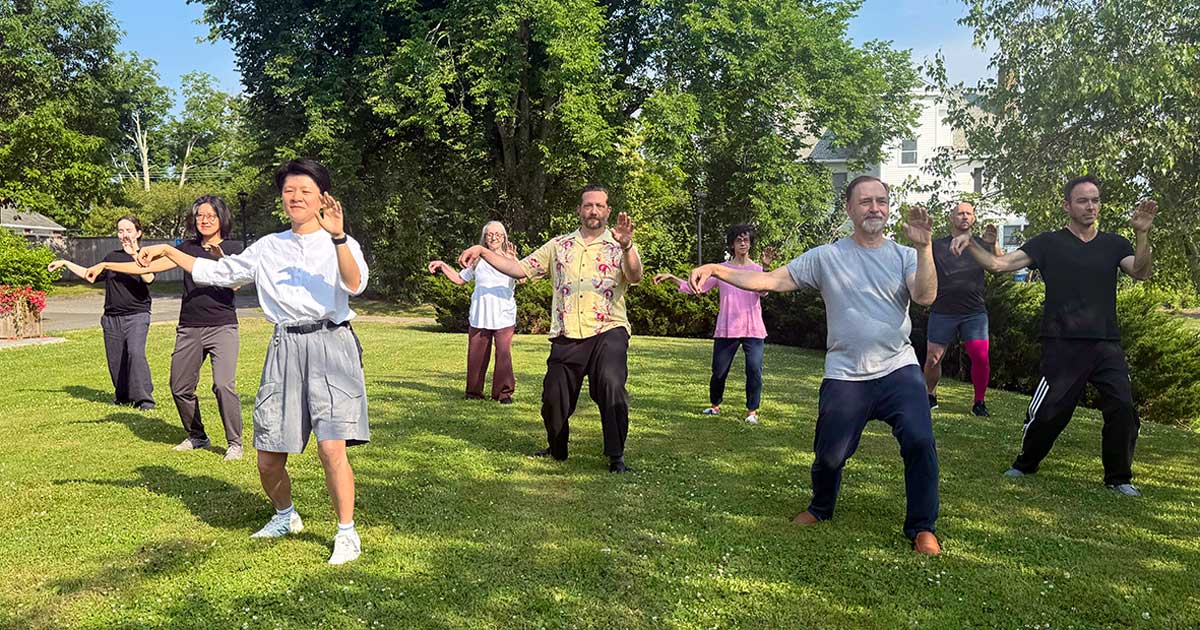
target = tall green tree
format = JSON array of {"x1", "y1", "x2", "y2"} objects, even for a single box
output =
[
  {"x1": 166, "y1": 71, "x2": 242, "y2": 187},
  {"x1": 932, "y1": 0, "x2": 1200, "y2": 295}
]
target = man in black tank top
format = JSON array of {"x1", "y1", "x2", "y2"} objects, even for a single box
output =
[{"x1": 950, "y1": 175, "x2": 1158, "y2": 497}]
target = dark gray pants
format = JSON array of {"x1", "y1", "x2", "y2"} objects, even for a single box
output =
[
  {"x1": 171, "y1": 325, "x2": 243, "y2": 446},
  {"x1": 100, "y1": 313, "x2": 154, "y2": 407}
]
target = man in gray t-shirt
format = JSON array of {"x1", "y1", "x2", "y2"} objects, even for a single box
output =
[{"x1": 686, "y1": 176, "x2": 942, "y2": 555}]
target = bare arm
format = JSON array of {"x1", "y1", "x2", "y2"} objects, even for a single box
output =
[
  {"x1": 951, "y1": 234, "x2": 1033, "y2": 273},
  {"x1": 139, "y1": 245, "x2": 198, "y2": 274},
  {"x1": 47, "y1": 260, "x2": 90, "y2": 281},
  {"x1": 907, "y1": 245, "x2": 937, "y2": 306},
  {"x1": 621, "y1": 244, "x2": 644, "y2": 284},
  {"x1": 92, "y1": 258, "x2": 176, "y2": 281},
  {"x1": 690, "y1": 264, "x2": 798, "y2": 293},
  {"x1": 1121, "y1": 199, "x2": 1157, "y2": 281},
  {"x1": 428, "y1": 260, "x2": 468, "y2": 285},
  {"x1": 460, "y1": 245, "x2": 529, "y2": 279}
]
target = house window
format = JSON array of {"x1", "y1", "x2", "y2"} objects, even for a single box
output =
[
  {"x1": 900, "y1": 139, "x2": 917, "y2": 165},
  {"x1": 972, "y1": 167, "x2": 984, "y2": 193},
  {"x1": 1002, "y1": 225, "x2": 1023, "y2": 249}
]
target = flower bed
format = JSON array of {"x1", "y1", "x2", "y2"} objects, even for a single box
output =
[{"x1": 0, "y1": 286, "x2": 47, "y2": 339}]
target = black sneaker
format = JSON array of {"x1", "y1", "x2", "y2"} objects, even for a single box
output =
[
  {"x1": 972, "y1": 401, "x2": 990, "y2": 417},
  {"x1": 928, "y1": 394, "x2": 938, "y2": 410},
  {"x1": 609, "y1": 457, "x2": 630, "y2": 473}
]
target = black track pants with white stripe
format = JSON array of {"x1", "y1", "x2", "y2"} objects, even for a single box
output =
[{"x1": 1013, "y1": 338, "x2": 1139, "y2": 485}]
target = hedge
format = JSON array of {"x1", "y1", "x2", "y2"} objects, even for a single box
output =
[{"x1": 423, "y1": 273, "x2": 1200, "y2": 427}]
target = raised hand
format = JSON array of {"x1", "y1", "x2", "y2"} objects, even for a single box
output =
[
  {"x1": 203, "y1": 243, "x2": 226, "y2": 259},
  {"x1": 1130, "y1": 198, "x2": 1158, "y2": 233},
  {"x1": 613, "y1": 212, "x2": 635, "y2": 249},
  {"x1": 47, "y1": 260, "x2": 67, "y2": 272},
  {"x1": 688, "y1": 264, "x2": 718, "y2": 294},
  {"x1": 84, "y1": 263, "x2": 106, "y2": 283},
  {"x1": 137, "y1": 244, "x2": 171, "y2": 267},
  {"x1": 458, "y1": 245, "x2": 485, "y2": 269},
  {"x1": 428, "y1": 260, "x2": 447, "y2": 275},
  {"x1": 317, "y1": 192, "x2": 346, "y2": 236},
  {"x1": 903, "y1": 204, "x2": 933, "y2": 247},
  {"x1": 504, "y1": 241, "x2": 518, "y2": 259},
  {"x1": 652, "y1": 272, "x2": 683, "y2": 285},
  {"x1": 981, "y1": 224, "x2": 998, "y2": 246},
  {"x1": 949, "y1": 233, "x2": 973, "y2": 256},
  {"x1": 761, "y1": 245, "x2": 777, "y2": 268}
]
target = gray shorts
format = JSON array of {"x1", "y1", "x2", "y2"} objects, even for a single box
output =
[{"x1": 253, "y1": 322, "x2": 370, "y2": 453}]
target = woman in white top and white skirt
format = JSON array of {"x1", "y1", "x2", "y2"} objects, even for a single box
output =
[{"x1": 429, "y1": 221, "x2": 520, "y2": 403}]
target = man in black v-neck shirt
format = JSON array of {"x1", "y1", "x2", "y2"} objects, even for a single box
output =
[{"x1": 950, "y1": 175, "x2": 1158, "y2": 497}]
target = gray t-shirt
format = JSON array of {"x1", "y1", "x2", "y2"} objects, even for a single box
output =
[{"x1": 786, "y1": 237, "x2": 919, "y2": 381}]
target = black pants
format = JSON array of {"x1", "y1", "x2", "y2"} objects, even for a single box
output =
[
  {"x1": 100, "y1": 313, "x2": 154, "y2": 407},
  {"x1": 541, "y1": 328, "x2": 630, "y2": 460},
  {"x1": 1014, "y1": 338, "x2": 1139, "y2": 485}
]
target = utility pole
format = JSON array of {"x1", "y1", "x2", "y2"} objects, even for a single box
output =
[{"x1": 237, "y1": 191, "x2": 248, "y2": 245}]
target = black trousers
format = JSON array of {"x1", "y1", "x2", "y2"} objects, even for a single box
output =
[
  {"x1": 541, "y1": 328, "x2": 630, "y2": 460},
  {"x1": 1014, "y1": 338, "x2": 1139, "y2": 485},
  {"x1": 100, "y1": 313, "x2": 154, "y2": 407}
]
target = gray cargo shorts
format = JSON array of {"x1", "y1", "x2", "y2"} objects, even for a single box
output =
[{"x1": 253, "y1": 321, "x2": 370, "y2": 453}]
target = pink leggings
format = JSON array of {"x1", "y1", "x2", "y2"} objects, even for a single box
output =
[{"x1": 963, "y1": 339, "x2": 990, "y2": 402}]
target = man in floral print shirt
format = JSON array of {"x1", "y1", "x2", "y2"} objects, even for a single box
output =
[{"x1": 459, "y1": 184, "x2": 643, "y2": 472}]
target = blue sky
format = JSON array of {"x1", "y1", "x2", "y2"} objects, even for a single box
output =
[{"x1": 108, "y1": 0, "x2": 994, "y2": 108}]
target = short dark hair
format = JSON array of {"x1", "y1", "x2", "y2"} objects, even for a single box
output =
[
  {"x1": 725, "y1": 223, "x2": 756, "y2": 252},
  {"x1": 845, "y1": 176, "x2": 889, "y2": 203},
  {"x1": 116, "y1": 215, "x2": 142, "y2": 233},
  {"x1": 580, "y1": 184, "x2": 609, "y2": 203},
  {"x1": 1063, "y1": 175, "x2": 1101, "y2": 200},
  {"x1": 274, "y1": 158, "x2": 332, "y2": 193},
  {"x1": 187, "y1": 195, "x2": 233, "y2": 241}
]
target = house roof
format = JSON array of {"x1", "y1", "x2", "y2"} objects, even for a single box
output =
[{"x1": 0, "y1": 204, "x2": 67, "y2": 232}]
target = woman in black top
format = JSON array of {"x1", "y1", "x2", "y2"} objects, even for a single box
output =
[
  {"x1": 89, "y1": 196, "x2": 246, "y2": 460},
  {"x1": 49, "y1": 216, "x2": 156, "y2": 411}
]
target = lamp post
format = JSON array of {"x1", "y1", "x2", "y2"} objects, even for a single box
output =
[
  {"x1": 236, "y1": 191, "x2": 248, "y2": 245},
  {"x1": 693, "y1": 188, "x2": 707, "y2": 265}
]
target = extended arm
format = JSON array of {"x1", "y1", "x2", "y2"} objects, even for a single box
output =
[
  {"x1": 690, "y1": 264, "x2": 798, "y2": 293},
  {"x1": 951, "y1": 235, "x2": 1033, "y2": 273},
  {"x1": 47, "y1": 260, "x2": 90, "y2": 281},
  {"x1": 89, "y1": 258, "x2": 175, "y2": 283},
  {"x1": 459, "y1": 246, "x2": 530, "y2": 280},
  {"x1": 429, "y1": 260, "x2": 468, "y2": 285}
]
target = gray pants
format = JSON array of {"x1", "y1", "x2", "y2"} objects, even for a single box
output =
[
  {"x1": 171, "y1": 325, "x2": 243, "y2": 446},
  {"x1": 253, "y1": 322, "x2": 369, "y2": 453},
  {"x1": 100, "y1": 313, "x2": 154, "y2": 407}
]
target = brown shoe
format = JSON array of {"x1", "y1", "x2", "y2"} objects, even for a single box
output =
[
  {"x1": 792, "y1": 511, "x2": 821, "y2": 526},
  {"x1": 913, "y1": 531, "x2": 941, "y2": 555}
]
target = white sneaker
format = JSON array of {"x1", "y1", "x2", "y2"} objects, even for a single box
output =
[
  {"x1": 702, "y1": 406, "x2": 720, "y2": 415},
  {"x1": 250, "y1": 511, "x2": 304, "y2": 538},
  {"x1": 173, "y1": 437, "x2": 210, "y2": 451},
  {"x1": 223, "y1": 444, "x2": 243, "y2": 461},
  {"x1": 745, "y1": 412, "x2": 759, "y2": 425},
  {"x1": 328, "y1": 531, "x2": 362, "y2": 565}
]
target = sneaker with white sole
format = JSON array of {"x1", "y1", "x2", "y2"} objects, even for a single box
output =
[
  {"x1": 1003, "y1": 468, "x2": 1026, "y2": 477},
  {"x1": 223, "y1": 444, "x2": 243, "y2": 461},
  {"x1": 328, "y1": 531, "x2": 362, "y2": 565},
  {"x1": 250, "y1": 511, "x2": 304, "y2": 538},
  {"x1": 745, "y1": 412, "x2": 759, "y2": 425},
  {"x1": 701, "y1": 406, "x2": 720, "y2": 415},
  {"x1": 172, "y1": 437, "x2": 211, "y2": 452},
  {"x1": 1107, "y1": 483, "x2": 1141, "y2": 497}
]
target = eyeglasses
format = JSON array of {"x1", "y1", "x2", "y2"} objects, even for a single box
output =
[{"x1": 195, "y1": 213, "x2": 219, "y2": 223}]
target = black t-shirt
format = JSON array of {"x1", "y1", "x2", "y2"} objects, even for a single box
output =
[
  {"x1": 931, "y1": 235, "x2": 988, "y2": 315},
  {"x1": 1020, "y1": 229, "x2": 1135, "y2": 339},
  {"x1": 178, "y1": 240, "x2": 243, "y2": 328},
  {"x1": 99, "y1": 251, "x2": 152, "y2": 316}
]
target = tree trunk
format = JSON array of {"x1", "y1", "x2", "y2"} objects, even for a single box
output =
[
  {"x1": 178, "y1": 137, "x2": 195, "y2": 187},
  {"x1": 1183, "y1": 232, "x2": 1200, "y2": 295},
  {"x1": 128, "y1": 111, "x2": 151, "y2": 192}
]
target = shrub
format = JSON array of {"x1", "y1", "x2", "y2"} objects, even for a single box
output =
[{"x1": 0, "y1": 229, "x2": 56, "y2": 293}]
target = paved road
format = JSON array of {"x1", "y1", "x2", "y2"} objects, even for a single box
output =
[{"x1": 41, "y1": 291, "x2": 264, "y2": 332}]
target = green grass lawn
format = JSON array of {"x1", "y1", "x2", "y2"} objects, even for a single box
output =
[{"x1": 1, "y1": 320, "x2": 1197, "y2": 629}]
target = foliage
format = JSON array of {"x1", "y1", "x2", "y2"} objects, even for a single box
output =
[
  {"x1": 0, "y1": 228, "x2": 56, "y2": 293},
  {"x1": 195, "y1": 0, "x2": 921, "y2": 294},
  {"x1": 0, "y1": 285, "x2": 48, "y2": 315},
  {"x1": 928, "y1": 0, "x2": 1200, "y2": 297}
]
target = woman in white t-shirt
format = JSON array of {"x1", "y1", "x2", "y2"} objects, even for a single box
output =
[{"x1": 429, "y1": 221, "x2": 520, "y2": 403}]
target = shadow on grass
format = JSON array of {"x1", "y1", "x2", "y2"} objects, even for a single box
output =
[
  {"x1": 72, "y1": 413, "x2": 179, "y2": 445},
  {"x1": 62, "y1": 385, "x2": 115, "y2": 404}
]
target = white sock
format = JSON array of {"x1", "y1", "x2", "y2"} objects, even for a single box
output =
[
  {"x1": 338, "y1": 521, "x2": 356, "y2": 536},
  {"x1": 276, "y1": 504, "x2": 295, "y2": 517}
]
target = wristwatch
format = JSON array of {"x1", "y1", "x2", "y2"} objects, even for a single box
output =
[{"x1": 331, "y1": 233, "x2": 348, "y2": 245}]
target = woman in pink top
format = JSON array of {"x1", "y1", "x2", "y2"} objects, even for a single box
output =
[{"x1": 655, "y1": 224, "x2": 771, "y2": 424}]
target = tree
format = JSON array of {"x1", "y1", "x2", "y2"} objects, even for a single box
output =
[
  {"x1": 195, "y1": 0, "x2": 920, "y2": 294},
  {"x1": 167, "y1": 71, "x2": 241, "y2": 187},
  {"x1": 932, "y1": 0, "x2": 1200, "y2": 295},
  {"x1": 107, "y1": 53, "x2": 173, "y2": 191}
]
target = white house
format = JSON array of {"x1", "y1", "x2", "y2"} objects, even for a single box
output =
[{"x1": 808, "y1": 89, "x2": 1028, "y2": 252}]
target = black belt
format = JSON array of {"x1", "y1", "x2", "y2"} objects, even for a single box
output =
[{"x1": 284, "y1": 320, "x2": 350, "y2": 334}]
